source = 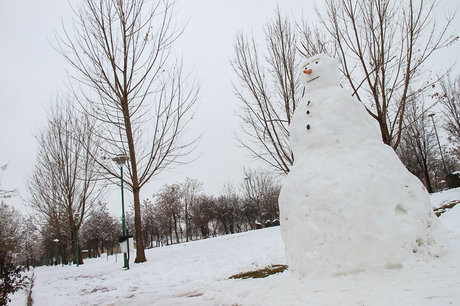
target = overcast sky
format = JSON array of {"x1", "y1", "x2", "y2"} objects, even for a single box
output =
[{"x1": 1, "y1": 0, "x2": 459, "y2": 216}]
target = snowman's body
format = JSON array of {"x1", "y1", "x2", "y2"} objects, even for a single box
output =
[{"x1": 279, "y1": 54, "x2": 444, "y2": 277}]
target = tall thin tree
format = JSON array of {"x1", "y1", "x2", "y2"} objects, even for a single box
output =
[
  {"x1": 58, "y1": 0, "x2": 198, "y2": 262},
  {"x1": 397, "y1": 96, "x2": 438, "y2": 192},
  {"x1": 180, "y1": 177, "x2": 202, "y2": 242}
]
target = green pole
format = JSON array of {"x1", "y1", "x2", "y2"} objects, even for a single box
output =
[
  {"x1": 76, "y1": 221, "x2": 80, "y2": 267},
  {"x1": 120, "y1": 165, "x2": 129, "y2": 269}
]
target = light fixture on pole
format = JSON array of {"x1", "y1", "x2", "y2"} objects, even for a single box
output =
[
  {"x1": 53, "y1": 238, "x2": 63, "y2": 266},
  {"x1": 52, "y1": 239, "x2": 59, "y2": 266},
  {"x1": 112, "y1": 154, "x2": 130, "y2": 269},
  {"x1": 428, "y1": 113, "x2": 448, "y2": 175},
  {"x1": 74, "y1": 212, "x2": 80, "y2": 267}
]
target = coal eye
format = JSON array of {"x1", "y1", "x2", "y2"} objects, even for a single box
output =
[{"x1": 315, "y1": 61, "x2": 318, "y2": 64}]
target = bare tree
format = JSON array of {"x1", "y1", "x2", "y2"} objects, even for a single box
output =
[
  {"x1": 28, "y1": 100, "x2": 101, "y2": 265},
  {"x1": 215, "y1": 183, "x2": 243, "y2": 234},
  {"x1": 301, "y1": 0, "x2": 457, "y2": 149},
  {"x1": 189, "y1": 194, "x2": 216, "y2": 239},
  {"x1": 439, "y1": 75, "x2": 460, "y2": 143},
  {"x1": 20, "y1": 216, "x2": 41, "y2": 269},
  {"x1": 180, "y1": 177, "x2": 202, "y2": 242},
  {"x1": 58, "y1": 0, "x2": 198, "y2": 263},
  {"x1": 397, "y1": 96, "x2": 438, "y2": 192},
  {"x1": 232, "y1": 9, "x2": 300, "y2": 174},
  {"x1": 155, "y1": 184, "x2": 183, "y2": 244},
  {"x1": 81, "y1": 202, "x2": 121, "y2": 258},
  {"x1": 242, "y1": 168, "x2": 280, "y2": 226},
  {"x1": 141, "y1": 197, "x2": 159, "y2": 248}
]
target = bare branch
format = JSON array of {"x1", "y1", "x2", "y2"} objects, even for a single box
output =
[{"x1": 232, "y1": 9, "x2": 299, "y2": 174}]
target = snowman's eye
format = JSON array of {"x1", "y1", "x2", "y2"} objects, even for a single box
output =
[{"x1": 315, "y1": 61, "x2": 318, "y2": 64}]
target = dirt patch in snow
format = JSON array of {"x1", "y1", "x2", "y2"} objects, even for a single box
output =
[
  {"x1": 434, "y1": 200, "x2": 460, "y2": 216},
  {"x1": 229, "y1": 265, "x2": 288, "y2": 279}
]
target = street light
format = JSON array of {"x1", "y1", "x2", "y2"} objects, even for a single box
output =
[
  {"x1": 74, "y1": 212, "x2": 80, "y2": 267},
  {"x1": 52, "y1": 239, "x2": 59, "y2": 266},
  {"x1": 112, "y1": 154, "x2": 130, "y2": 269},
  {"x1": 428, "y1": 113, "x2": 448, "y2": 175},
  {"x1": 53, "y1": 238, "x2": 63, "y2": 267}
]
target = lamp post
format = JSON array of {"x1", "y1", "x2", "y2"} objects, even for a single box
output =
[
  {"x1": 53, "y1": 238, "x2": 63, "y2": 266},
  {"x1": 112, "y1": 154, "x2": 130, "y2": 269},
  {"x1": 52, "y1": 239, "x2": 58, "y2": 266},
  {"x1": 428, "y1": 113, "x2": 448, "y2": 175},
  {"x1": 74, "y1": 212, "x2": 80, "y2": 267}
]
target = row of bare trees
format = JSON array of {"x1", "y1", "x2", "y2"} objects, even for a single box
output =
[
  {"x1": 136, "y1": 173, "x2": 280, "y2": 248},
  {"x1": 19, "y1": 170, "x2": 280, "y2": 269},
  {"x1": 79, "y1": 203, "x2": 121, "y2": 258},
  {"x1": 1, "y1": 195, "x2": 120, "y2": 271},
  {"x1": 28, "y1": 100, "x2": 102, "y2": 265}
]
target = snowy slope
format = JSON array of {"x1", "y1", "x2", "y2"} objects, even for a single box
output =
[{"x1": 10, "y1": 189, "x2": 460, "y2": 305}]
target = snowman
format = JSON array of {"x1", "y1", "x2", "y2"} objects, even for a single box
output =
[{"x1": 279, "y1": 54, "x2": 444, "y2": 277}]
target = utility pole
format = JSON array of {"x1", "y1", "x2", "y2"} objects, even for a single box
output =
[{"x1": 113, "y1": 154, "x2": 130, "y2": 269}]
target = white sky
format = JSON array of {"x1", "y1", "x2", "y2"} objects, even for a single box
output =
[{"x1": 0, "y1": 0, "x2": 459, "y2": 216}]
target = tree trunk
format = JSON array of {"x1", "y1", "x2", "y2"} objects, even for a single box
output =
[
  {"x1": 185, "y1": 204, "x2": 189, "y2": 242},
  {"x1": 169, "y1": 217, "x2": 173, "y2": 245},
  {"x1": 133, "y1": 187, "x2": 146, "y2": 263},
  {"x1": 172, "y1": 214, "x2": 180, "y2": 244},
  {"x1": 422, "y1": 158, "x2": 434, "y2": 193},
  {"x1": 70, "y1": 231, "x2": 76, "y2": 264}
]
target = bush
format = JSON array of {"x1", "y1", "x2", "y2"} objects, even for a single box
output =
[
  {"x1": 0, "y1": 257, "x2": 28, "y2": 305},
  {"x1": 445, "y1": 173, "x2": 460, "y2": 188},
  {"x1": 0, "y1": 203, "x2": 28, "y2": 303}
]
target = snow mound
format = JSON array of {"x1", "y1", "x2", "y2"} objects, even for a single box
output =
[{"x1": 279, "y1": 54, "x2": 445, "y2": 277}]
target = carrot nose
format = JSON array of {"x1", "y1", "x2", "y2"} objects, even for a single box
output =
[{"x1": 303, "y1": 69, "x2": 312, "y2": 75}]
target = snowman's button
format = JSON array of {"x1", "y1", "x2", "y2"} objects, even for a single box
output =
[
  {"x1": 306, "y1": 124, "x2": 311, "y2": 130},
  {"x1": 306, "y1": 110, "x2": 310, "y2": 115},
  {"x1": 307, "y1": 100, "x2": 311, "y2": 106}
]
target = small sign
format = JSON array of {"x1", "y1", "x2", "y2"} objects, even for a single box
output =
[{"x1": 118, "y1": 235, "x2": 134, "y2": 254}]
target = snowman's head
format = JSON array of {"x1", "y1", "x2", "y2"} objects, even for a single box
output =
[{"x1": 301, "y1": 54, "x2": 341, "y2": 89}]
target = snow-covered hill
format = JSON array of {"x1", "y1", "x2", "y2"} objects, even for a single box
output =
[{"x1": 11, "y1": 189, "x2": 460, "y2": 305}]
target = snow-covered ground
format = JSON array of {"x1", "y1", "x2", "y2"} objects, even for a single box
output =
[
  {"x1": 10, "y1": 188, "x2": 460, "y2": 305},
  {"x1": 430, "y1": 187, "x2": 460, "y2": 209}
]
